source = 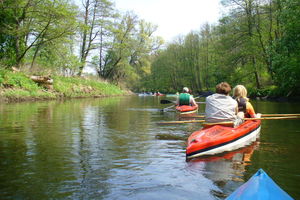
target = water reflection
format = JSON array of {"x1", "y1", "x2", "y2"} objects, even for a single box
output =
[
  {"x1": 0, "y1": 97, "x2": 299, "y2": 199},
  {"x1": 187, "y1": 142, "x2": 259, "y2": 198}
]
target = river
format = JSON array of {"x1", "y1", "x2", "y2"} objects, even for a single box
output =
[{"x1": 0, "y1": 96, "x2": 299, "y2": 199}]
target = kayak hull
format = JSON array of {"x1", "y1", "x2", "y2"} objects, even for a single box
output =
[
  {"x1": 226, "y1": 169, "x2": 294, "y2": 200},
  {"x1": 175, "y1": 105, "x2": 198, "y2": 115},
  {"x1": 154, "y1": 93, "x2": 165, "y2": 96},
  {"x1": 186, "y1": 120, "x2": 261, "y2": 159}
]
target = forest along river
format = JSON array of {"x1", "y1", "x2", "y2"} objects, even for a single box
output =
[{"x1": 0, "y1": 95, "x2": 299, "y2": 199}]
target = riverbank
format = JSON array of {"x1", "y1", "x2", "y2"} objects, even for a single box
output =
[
  {"x1": 198, "y1": 87, "x2": 300, "y2": 102},
  {"x1": 0, "y1": 70, "x2": 131, "y2": 102}
]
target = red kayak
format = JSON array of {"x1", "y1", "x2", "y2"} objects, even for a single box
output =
[
  {"x1": 189, "y1": 141, "x2": 259, "y2": 163},
  {"x1": 154, "y1": 92, "x2": 165, "y2": 96},
  {"x1": 186, "y1": 119, "x2": 261, "y2": 159},
  {"x1": 175, "y1": 105, "x2": 198, "y2": 115}
]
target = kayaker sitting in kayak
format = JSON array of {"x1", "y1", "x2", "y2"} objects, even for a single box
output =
[
  {"x1": 205, "y1": 82, "x2": 243, "y2": 127},
  {"x1": 233, "y1": 85, "x2": 261, "y2": 118},
  {"x1": 176, "y1": 87, "x2": 198, "y2": 107}
]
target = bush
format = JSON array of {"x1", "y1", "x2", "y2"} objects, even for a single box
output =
[
  {"x1": 248, "y1": 85, "x2": 289, "y2": 98},
  {"x1": 248, "y1": 87, "x2": 270, "y2": 97}
]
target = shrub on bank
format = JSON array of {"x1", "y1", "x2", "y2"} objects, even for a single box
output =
[{"x1": 247, "y1": 85, "x2": 290, "y2": 99}]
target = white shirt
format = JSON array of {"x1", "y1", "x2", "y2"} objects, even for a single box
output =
[{"x1": 205, "y1": 94, "x2": 238, "y2": 123}]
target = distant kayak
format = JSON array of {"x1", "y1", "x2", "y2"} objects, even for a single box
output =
[
  {"x1": 165, "y1": 94, "x2": 179, "y2": 97},
  {"x1": 226, "y1": 169, "x2": 294, "y2": 200},
  {"x1": 138, "y1": 93, "x2": 153, "y2": 96},
  {"x1": 154, "y1": 92, "x2": 165, "y2": 96},
  {"x1": 175, "y1": 105, "x2": 198, "y2": 115}
]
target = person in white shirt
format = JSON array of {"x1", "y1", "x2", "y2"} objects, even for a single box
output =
[{"x1": 205, "y1": 82, "x2": 243, "y2": 127}]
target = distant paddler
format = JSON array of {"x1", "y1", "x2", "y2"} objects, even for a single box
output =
[{"x1": 176, "y1": 87, "x2": 198, "y2": 108}]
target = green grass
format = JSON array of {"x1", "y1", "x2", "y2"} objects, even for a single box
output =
[
  {"x1": 53, "y1": 76, "x2": 124, "y2": 97},
  {"x1": 0, "y1": 70, "x2": 126, "y2": 101},
  {"x1": 0, "y1": 70, "x2": 40, "y2": 91}
]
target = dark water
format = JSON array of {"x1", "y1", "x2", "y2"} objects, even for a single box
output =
[{"x1": 0, "y1": 96, "x2": 299, "y2": 199}]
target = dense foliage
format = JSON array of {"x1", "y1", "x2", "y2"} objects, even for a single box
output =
[
  {"x1": 141, "y1": 0, "x2": 300, "y2": 97},
  {"x1": 0, "y1": 0, "x2": 163, "y2": 90},
  {"x1": 0, "y1": 0, "x2": 299, "y2": 98}
]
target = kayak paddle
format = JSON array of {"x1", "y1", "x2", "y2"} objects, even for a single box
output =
[
  {"x1": 161, "y1": 104, "x2": 175, "y2": 112},
  {"x1": 181, "y1": 113, "x2": 300, "y2": 118},
  {"x1": 157, "y1": 116, "x2": 300, "y2": 125},
  {"x1": 160, "y1": 99, "x2": 176, "y2": 104},
  {"x1": 160, "y1": 99, "x2": 205, "y2": 104}
]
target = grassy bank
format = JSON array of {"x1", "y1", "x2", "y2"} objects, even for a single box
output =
[{"x1": 0, "y1": 70, "x2": 128, "y2": 102}]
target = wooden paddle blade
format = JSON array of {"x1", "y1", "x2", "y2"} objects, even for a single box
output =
[
  {"x1": 261, "y1": 113, "x2": 300, "y2": 117},
  {"x1": 245, "y1": 116, "x2": 300, "y2": 120},
  {"x1": 160, "y1": 99, "x2": 175, "y2": 104},
  {"x1": 183, "y1": 115, "x2": 205, "y2": 118},
  {"x1": 157, "y1": 119, "x2": 205, "y2": 125}
]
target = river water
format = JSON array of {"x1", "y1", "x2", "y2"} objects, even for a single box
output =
[{"x1": 0, "y1": 96, "x2": 299, "y2": 199}]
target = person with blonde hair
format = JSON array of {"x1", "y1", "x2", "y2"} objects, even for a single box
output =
[{"x1": 233, "y1": 85, "x2": 260, "y2": 118}]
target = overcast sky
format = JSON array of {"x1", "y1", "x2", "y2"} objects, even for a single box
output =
[{"x1": 114, "y1": 0, "x2": 222, "y2": 42}]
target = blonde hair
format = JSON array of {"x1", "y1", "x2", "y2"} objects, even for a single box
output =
[{"x1": 233, "y1": 85, "x2": 249, "y2": 101}]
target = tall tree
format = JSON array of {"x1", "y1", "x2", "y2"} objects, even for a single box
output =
[
  {"x1": 221, "y1": 0, "x2": 262, "y2": 89},
  {"x1": 78, "y1": 0, "x2": 116, "y2": 76},
  {"x1": 97, "y1": 12, "x2": 162, "y2": 87},
  {"x1": 199, "y1": 23, "x2": 215, "y2": 90},
  {"x1": 272, "y1": 0, "x2": 300, "y2": 94},
  {"x1": 0, "y1": 0, "x2": 77, "y2": 68},
  {"x1": 100, "y1": 12, "x2": 138, "y2": 83}
]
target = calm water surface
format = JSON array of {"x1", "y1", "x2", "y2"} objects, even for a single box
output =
[{"x1": 0, "y1": 96, "x2": 299, "y2": 199}]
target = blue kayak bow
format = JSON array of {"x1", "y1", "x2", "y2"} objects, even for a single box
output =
[{"x1": 226, "y1": 169, "x2": 294, "y2": 200}]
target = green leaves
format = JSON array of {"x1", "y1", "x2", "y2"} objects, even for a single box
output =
[
  {"x1": 139, "y1": 0, "x2": 300, "y2": 97},
  {"x1": 0, "y1": 0, "x2": 78, "y2": 68},
  {"x1": 271, "y1": 0, "x2": 300, "y2": 95}
]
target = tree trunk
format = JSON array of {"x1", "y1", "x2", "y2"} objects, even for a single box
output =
[
  {"x1": 31, "y1": 43, "x2": 42, "y2": 69},
  {"x1": 98, "y1": 26, "x2": 104, "y2": 77},
  {"x1": 78, "y1": 0, "x2": 90, "y2": 76},
  {"x1": 252, "y1": 57, "x2": 261, "y2": 89},
  {"x1": 15, "y1": 23, "x2": 22, "y2": 67}
]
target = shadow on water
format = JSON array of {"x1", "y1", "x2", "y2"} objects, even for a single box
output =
[{"x1": 155, "y1": 133, "x2": 186, "y2": 140}]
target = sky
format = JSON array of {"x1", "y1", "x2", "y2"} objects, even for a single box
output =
[{"x1": 114, "y1": 0, "x2": 222, "y2": 42}]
